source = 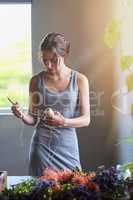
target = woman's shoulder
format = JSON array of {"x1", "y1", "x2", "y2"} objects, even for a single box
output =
[
  {"x1": 72, "y1": 69, "x2": 89, "y2": 92},
  {"x1": 75, "y1": 70, "x2": 89, "y2": 85},
  {"x1": 29, "y1": 71, "x2": 43, "y2": 90},
  {"x1": 30, "y1": 71, "x2": 43, "y2": 83}
]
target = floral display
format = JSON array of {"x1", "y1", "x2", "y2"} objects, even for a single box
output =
[{"x1": 1, "y1": 165, "x2": 133, "y2": 200}]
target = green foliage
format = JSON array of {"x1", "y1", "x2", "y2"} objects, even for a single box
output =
[
  {"x1": 122, "y1": 162, "x2": 133, "y2": 177},
  {"x1": 1, "y1": 166, "x2": 133, "y2": 200},
  {"x1": 0, "y1": 36, "x2": 31, "y2": 108},
  {"x1": 120, "y1": 55, "x2": 133, "y2": 71},
  {"x1": 125, "y1": 73, "x2": 133, "y2": 91},
  {"x1": 103, "y1": 19, "x2": 120, "y2": 48},
  {"x1": 2, "y1": 178, "x2": 36, "y2": 200},
  {"x1": 126, "y1": 0, "x2": 133, "y2": 6},
  {"x1": 131, "y1": 103, "x2": 133, "y2": 115},
  {"x1": 118, "y1": 136, "x2": 133, "y2": 144}
]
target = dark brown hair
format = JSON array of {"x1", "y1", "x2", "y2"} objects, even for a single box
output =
[{"x1": 39, "y1": 32, "x2": 70, "y2": 57}]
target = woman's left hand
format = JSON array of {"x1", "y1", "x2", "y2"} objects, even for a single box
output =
[{"x1": 45, "y1": 111, "x2": 65, "y2": 126}]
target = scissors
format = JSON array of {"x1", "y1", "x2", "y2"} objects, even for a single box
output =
[{"x1": 7, "y1": 97, "x2": 17, "y2": 105}]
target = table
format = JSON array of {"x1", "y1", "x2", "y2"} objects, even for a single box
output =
[{"x1": 7, "y1": 176, "x2": 31, "y2": 188}]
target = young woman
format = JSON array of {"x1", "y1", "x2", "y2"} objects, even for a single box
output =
[{"x1": 11, "y1": 32, "x2": 90, "y2": 176}]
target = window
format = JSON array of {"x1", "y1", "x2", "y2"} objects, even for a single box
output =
[
  {"x1": 120, "y1": 0, "x2": 133, "y2": 55},
  {"x1": 0, "y1": 4, "x2": 31, "y2": 110}
]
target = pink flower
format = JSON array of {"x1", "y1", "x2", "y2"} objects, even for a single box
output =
[
  {"x1": 87, "y1": 182, "x2": 100, "y2": 192},
  {"x1": 72, "y1": 174, "x2": 89, "y2": 185},
  {"x1": 57, "y1": 169, "x2": 73, "y2": 182},
  {"x1": 39, "y1": 168, "x2": 59, "y2": 182},
  {"x1": 52, "y1": 182, "x2": 61, "y2": 192},
  {"x1": 87, "y1": 172, "x2": 96, "y2": 181}
]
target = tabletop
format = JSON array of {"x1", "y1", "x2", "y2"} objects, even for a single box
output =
[{"x1": 7, "y1": 176, "x2": 32, "y2": 188}]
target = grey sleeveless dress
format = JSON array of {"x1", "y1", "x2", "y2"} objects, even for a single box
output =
[{"x1": 29, "y1": 69, "x2": 81, "y2": 176}]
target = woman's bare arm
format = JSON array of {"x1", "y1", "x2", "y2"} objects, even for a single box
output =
[
  {"x1": 64, "y1": 72, "x2": 90, "y2": 128},
  {"x1": 20, "y1": 75, "x2": 39, "y2": 126},
  {"x1": 45, "y1": 72, "x2": 90, "y2": 128},
  {"x1": 11, "y1": 76, "x2": 38, "y2": 126}
]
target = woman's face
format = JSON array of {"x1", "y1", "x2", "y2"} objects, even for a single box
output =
[{"x1": 41, "y1": 50, "x2": 64, "y2": 74}]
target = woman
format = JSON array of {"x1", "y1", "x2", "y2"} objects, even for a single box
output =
[{"x1": 11, "y1": 32, "x2": 90, "y2": 176}]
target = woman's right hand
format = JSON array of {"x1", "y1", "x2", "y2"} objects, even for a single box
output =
[{"x1": 11, "y1": 102, "x2": 23, "y2": 119}]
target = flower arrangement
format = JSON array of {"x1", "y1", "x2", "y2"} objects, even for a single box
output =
[{"x1": 1, "y1": 165, "x2": 133, "y2": 200}]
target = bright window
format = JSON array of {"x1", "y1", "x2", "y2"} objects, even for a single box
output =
[
  {"x1": 120, "y1": 0, "x2": 133, "y2": 54},
  {"x1": 0, "y1": 4, "x2": 31, "y2": 109}
]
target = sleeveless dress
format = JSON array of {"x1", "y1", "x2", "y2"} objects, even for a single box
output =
[{"x1": 29, "y1": 69, "x2": 81, "y2": 176}]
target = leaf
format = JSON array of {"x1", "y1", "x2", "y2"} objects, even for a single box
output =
[
  {"x1": 122, "y1": 162, "x2": 133, "y2": 176},
  {"x1": 120, "y1": 55, "x2": 133, "y2": 71},
  {"x1": 123, "y1": 163, "x2": 133, "y2": 170},
  {"x1": 125, "y1": 73, "x2": 133, "y2": 91},
  {"x1": 103, "y1": 19, "x2": 120, "y2": 48},
  {"x1": 126, "y1": 0, "x2": 133, "y2": 6},
  {"x1": 117, "y1": 136, "x2": 133, "y2": 144},
  {"x1": 131, "y1": 103, "x2": 133, "y2": 115}
]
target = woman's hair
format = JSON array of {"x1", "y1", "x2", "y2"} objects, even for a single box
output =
[{"x1": 39, "y1": 32, "x2": 70, "y2": 57}]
